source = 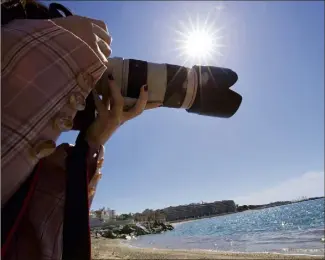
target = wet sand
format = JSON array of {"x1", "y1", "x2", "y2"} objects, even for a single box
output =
[{"x1": 91, "y1": 238, "x2": 324, "y2": 259}]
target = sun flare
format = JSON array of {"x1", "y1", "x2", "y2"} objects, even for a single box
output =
[
  {"x1": 184, "y1": 30, "x2": 214, "y2": 59},
  {"x1": 174, "y1": 11, "x2": 225, "y2": 66}
]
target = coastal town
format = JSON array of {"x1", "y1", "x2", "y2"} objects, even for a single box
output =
[{"x1": 90, "y1": 196, "x2": 324, "y2": 228}]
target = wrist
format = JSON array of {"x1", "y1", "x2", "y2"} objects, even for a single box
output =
[
  {"x1": 85, "y1": 117, "x2": 124, "y2": 147},
  {"x1": 85, "y1": 129, "x2": 115, "y2": 147}
]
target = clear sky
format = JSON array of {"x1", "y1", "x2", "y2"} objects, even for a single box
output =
[{"x1": 54, "y1": 1, "x2": 324, "y2": 214}]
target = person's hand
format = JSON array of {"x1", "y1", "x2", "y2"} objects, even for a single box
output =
[
  {"x1": 52, "y1": 15, "x2": 111, "y2": 65},
  {"x1": 85, "y1": 78, "x2": 162, "y2": 147}
]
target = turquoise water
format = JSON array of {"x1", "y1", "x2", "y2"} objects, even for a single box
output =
[{"x1": 127, "y1": 199, "x2": 325, "y2": 255}]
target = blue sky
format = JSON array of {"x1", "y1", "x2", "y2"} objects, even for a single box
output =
[{"x1": 54, "y1": 1, "x2": 324, "y2": 214}]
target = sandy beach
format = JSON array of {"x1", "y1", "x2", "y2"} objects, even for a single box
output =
[{"x1": 91, "y1": 238, "x2": 324, "y2": 259}]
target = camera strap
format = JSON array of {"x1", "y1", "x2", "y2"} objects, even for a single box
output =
[{"x1": 63, "y1": 93, "x2": 97, "y2": 260}]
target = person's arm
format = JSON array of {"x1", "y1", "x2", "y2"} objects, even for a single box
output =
[{"x1": 1, "y1": 17, "x2": 107, "y2": 206}]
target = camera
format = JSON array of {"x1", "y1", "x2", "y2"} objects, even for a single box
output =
[{"x1": 96, "y1": 57, "x2": 242, "y2": 118}]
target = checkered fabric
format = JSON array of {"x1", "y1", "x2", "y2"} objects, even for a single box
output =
[{"x1": 2, "y1": 18, "x2": 107, "y2": 260}]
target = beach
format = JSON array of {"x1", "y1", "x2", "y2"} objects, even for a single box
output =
[
  {"x1": 92, "y1": 200, "x2": 324, "y2": 259},
  {"x1": 91, "y1": 238, "x2": 324, "y2": 259}
]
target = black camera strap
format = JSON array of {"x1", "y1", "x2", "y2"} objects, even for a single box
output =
[{"x1": 63, "y1": 94, "x2": 97, "y2": 260}]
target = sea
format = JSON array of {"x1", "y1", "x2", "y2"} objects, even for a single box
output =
[{"x1": 126, "y1": 198, "x2": 325, "y2": 256}]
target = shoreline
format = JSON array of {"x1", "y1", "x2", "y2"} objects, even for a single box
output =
[{"x1": 91, "y1": 238, "x2": 324, "y2": 259}]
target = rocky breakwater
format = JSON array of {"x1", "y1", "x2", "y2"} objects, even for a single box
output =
[{"x1": 91, "y1": 222, "x2": 174, "y2": 240}]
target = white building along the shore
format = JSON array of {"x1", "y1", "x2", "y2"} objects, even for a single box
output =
[
  {"x1": 89, "y1": 207, "x2": 116, "y2": 227},
  {"x1": 101, "y1": 208, "x2": 116, "y2": 222}
]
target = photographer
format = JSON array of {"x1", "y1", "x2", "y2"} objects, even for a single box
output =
[{"x1": 1, "y1": 1, "x2": 160, "y2": 259}]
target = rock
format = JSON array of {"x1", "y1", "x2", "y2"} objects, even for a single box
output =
[
  {"x1": 151, "y1": 227, "x2": 162, "y2": 234},
  {"x1": 166, "y1": 224, "x2": 174, "y2": 231},
  {"x1": 117, "y1": 234, "x2": 132, "y2": 240},
  {"x1": 102, "y1": 230, "x2": 117, "y2": 239},
  {"x1": 133, "y1": 224, "x2": 150, "y2": 236},
  {"x1": 117, "y1": 234, "x2": 126, "y2": 239},
  {"x1": 159, "y1": 222, "x2": 167, "y2": 231},
  {"x1": 98, "y1": 229, "x2": 107, "y2": 237},
  {"x1": 121, "y1": 224, "x2": 135, "y2": 235},
  {"x1": 93, "y1": 221, "x2": 173, "y2": 239},
  {"x1": 111, "y1": 227, "x2": 122, "y2": 235}
]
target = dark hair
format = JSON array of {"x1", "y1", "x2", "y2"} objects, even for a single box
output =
[{"x1": 1, "y1": 0, "x2": 72, "y2": 25}]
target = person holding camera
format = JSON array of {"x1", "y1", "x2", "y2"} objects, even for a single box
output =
[{"x1": 1, "y1": 1, "x2": 160, "y2": 259}]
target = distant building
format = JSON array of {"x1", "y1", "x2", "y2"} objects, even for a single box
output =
[
  {"x1": 101, "y1": 208, "x2": 116, "y2": 222},
  {"x1": 111, "y1": 210, "x2": 116, "y2": 219},
  {"x1": 89, "y1": 208, "x2": 117, "y2": 227},
  {"x1": 161, "y1": 200, "x2": 237, "y2": 221}
]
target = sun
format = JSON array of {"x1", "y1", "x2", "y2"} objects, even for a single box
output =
[
  {"x1": 174, "y1": 12, "x2": 225, "y2": 66},
  {"x1": 184, "y1": 30, "x2": 214, "y2": 60}
]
